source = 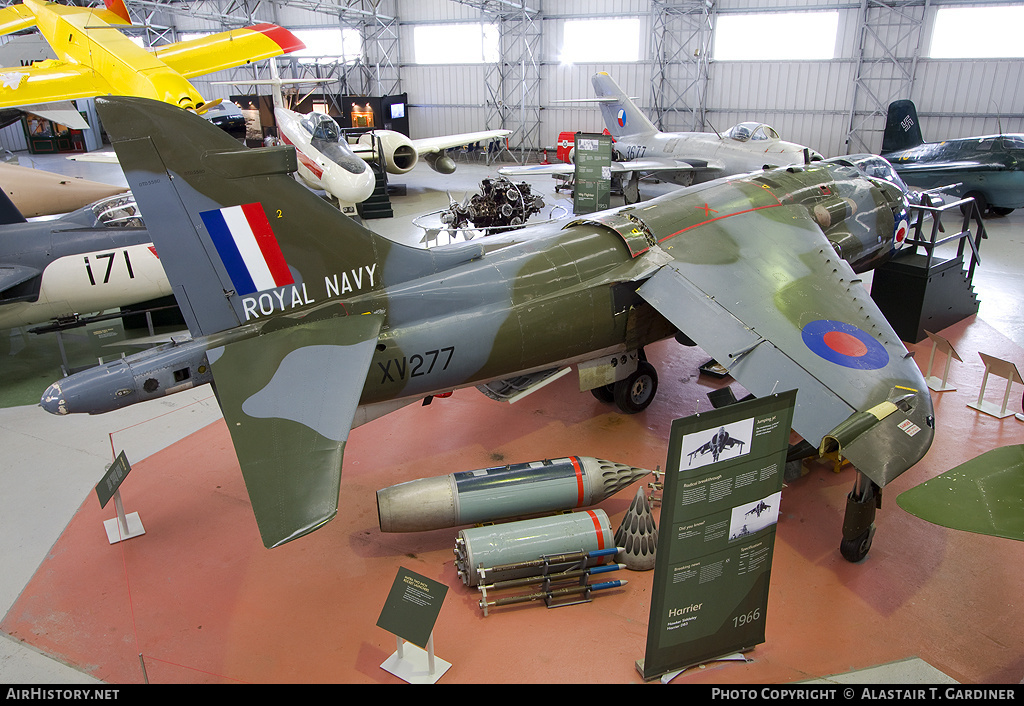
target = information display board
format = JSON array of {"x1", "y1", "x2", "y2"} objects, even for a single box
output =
[
  {"x1": 376, "y1": 567, "x2": 448, "y2": 649},
  {"x1": 95, "y1": 450, "x2": 132, "y2": 509},
  {"x1": 572, "y1": 132, "x2": 612, "y2": 214},
  {"x1": 638, "y1": 391, "x2": 796, "y2": 681}
]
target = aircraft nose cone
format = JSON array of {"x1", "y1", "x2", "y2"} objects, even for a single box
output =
[
  {"x1": 325, "y1": 163, "x2": 377, "y2": 205},
  {"x1": 40, "y1": 382, "x2": 67, "y2": 416}
]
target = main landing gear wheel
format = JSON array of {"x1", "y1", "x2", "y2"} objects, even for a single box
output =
[
  {"x1": 961, "y1": 191, "x2": 990, "y2": 218},
  {"x1": 840, "y1": 472, "x2": 881, "y2": 563},
  {"x1": 613, "y1": 360, "x2": 658, "y2": 414}
]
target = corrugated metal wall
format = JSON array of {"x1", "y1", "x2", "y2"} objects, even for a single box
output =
[
  {"x1": 281, "y1": 0, "x2": 1018, "y2": 158},
  {"x1": 4, "y1": 0, "x2": 1021, "y2": 159}
]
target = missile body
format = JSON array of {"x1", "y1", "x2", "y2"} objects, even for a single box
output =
[
  {"x1": 455, "y1": 509, "x2": 616, "y2": 586},
  {"x1": 376, "y1": 456, "x2": 650, "y2": 532}
]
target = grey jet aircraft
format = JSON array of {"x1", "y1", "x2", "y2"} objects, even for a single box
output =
[
  {"x1": 42, "y1": 96, "x2": 935, "y2": 564},
  {"x1": 880, "y1": 99, "x2": 1024, "y2": 218},
  {"x1": 499, "y1": 72, "x2": 823, "y2": 201},
  {"x1": 687, "y1": 427, "x2": 746, "y2": 465},
  {"x1": 0, "y1": 191, "x2": 172, "y2": 331}
]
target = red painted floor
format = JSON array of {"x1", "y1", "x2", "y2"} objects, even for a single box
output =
[{"x1": 3, "y1": 318, "x2": 1022, "y2": 684}]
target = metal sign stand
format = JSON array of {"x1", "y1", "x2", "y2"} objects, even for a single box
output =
[
  {"x1": 380, "y1": 632, "x2": 451, "y2": 684},
  {"x1": 103, "y1": 488, "x2": 145, "y2": 544},
  {"x1": 967, "y1": 352, "x2": 1023, "y2": 419},
  {"x1": 97, "y1": 451, "x2": 145, "y2": 544},
  {"x1": 922, "y1": 330, "x2": 961, "y2": 392}
]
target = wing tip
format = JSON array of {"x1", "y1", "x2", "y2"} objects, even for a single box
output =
[{"x1": 246, "y1": 23, "x2": 306, "y2": 54}]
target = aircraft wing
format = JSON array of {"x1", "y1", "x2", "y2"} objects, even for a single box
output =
[
  {"x1": 22, "y1": 102, "x2": 90, "y2": 130},
  {"x1": 0, "y1": 264, "x2": 40, "y2": 295},
  {"x1": 0, "y1": 62, "x2": 117, "y2": 109},
  {"x1": 0, "y1": 4, "x2": 38, "y2": 37},
  {"x1": 636, "y1": 204, "x2": 933, "y2": 488},
  {"x1": 410, "y1": 129, "x2": 511, "y2": 155},
  {"x1": 209, "y1": 312, "x2": 384, "y2": 548},
  {"x1": 893, "y1": 160, "x2": 995, "y2": 174},
  {"x1": 150, "y1": 24, "x2": 305, "y2": 79},
  {"x1": 499, "y1": 157, "x2": 721, "y2": 177}
]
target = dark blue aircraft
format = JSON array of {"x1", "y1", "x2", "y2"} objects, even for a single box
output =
[{"x1": 880, "y1": 99, "x2": 1024, "y2": 217}]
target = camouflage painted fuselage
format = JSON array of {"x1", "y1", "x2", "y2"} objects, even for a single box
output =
[
  {"x1": 210, "y1": 161, "x2": 907, "y2": 410},
  {"x1": 57, "y1": 96, "x2": 930, "y2": 548}
]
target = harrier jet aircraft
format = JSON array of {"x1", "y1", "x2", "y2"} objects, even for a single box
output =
[
  {"x1": 0, "y1": 0, "x2": 303, "y2": 114},
  {"x1": 880, "y1": 99, "x2": 1024, "y2": 217},
  {"x1": 687, "y1": 427, "x2": 746, "y2": 465},
  {"x1": 499, "y1": 72, "x2": 823, "y2": 200},
  {"x1": 43, "y1": 96, "x2": 935, "y2": 564}
]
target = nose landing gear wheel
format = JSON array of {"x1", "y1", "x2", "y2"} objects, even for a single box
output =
[{"x1": 613, "y1": 360, "x2": 658, "y2": 414}]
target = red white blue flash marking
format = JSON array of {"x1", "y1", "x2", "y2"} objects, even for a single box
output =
[{"x1": 201, "y1": 203, "x2": 293, "y2": 296}]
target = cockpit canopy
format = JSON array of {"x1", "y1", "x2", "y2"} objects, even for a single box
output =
[
  {"x1": 725, "y1": 122, "x2": 780, "y2": 142},
  {"x1": 825, "y1": 154, "x2": 910, "y2": 194},
  {"x1": 92, "y1": 194, "x2": 144, "y2": 228},
  {"x1": 301, "y1": 112, "x2": 341, "y2": 142}
]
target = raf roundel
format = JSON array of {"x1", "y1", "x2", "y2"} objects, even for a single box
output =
[
  {"x1": 893, "y1": 206, "x2": 910, "y2": 247},
  {"x1": 801, "y1": 319, "x2": 889, "y2": 370}
]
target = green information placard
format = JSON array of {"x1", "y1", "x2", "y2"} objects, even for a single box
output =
[
  {"x1": 572, "y1": 132, "x2": 612, "y2": 214},
  {"x1": 638, "y1": 390, "x2": 796, "y2": 681},
  {"x1": 95, "y1": 450, "x2": 132, "y2": 509},
  {"x1": 376, "y1": 567, "x2": 448, "y2": 649}
]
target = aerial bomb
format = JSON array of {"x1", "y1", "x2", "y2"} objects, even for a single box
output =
[
  {"x1": 376, "y1": 456, "x2": 651, "y2": 532},
  {"x1": 454, "y1": 509, "x2": 617, "y2": 586}
]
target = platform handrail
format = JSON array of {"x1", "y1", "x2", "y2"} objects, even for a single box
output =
[{"x1": 902, "y1": 191, "x2": 987, "y2": 283}]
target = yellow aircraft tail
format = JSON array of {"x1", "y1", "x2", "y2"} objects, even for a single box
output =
[{"x1": 103, "y1": 0, "x2": 132, "y2": 25}]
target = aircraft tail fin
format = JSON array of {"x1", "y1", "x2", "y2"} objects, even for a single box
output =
[
  {"x1": 101, "y1": 0, "x2": 132, "y2": 24},
  {"x1": 591, "y1": 72, "x2": 659, "y2": 139},
  {"x1": 0, "y1": 189, "x2": 26, "y2": 225},
  {"x1": 882, "y1": 100, "x2": 924, "y2": 153},
  {"x1": 94, "y1": 96, "x2": 435, "y2": 339}
]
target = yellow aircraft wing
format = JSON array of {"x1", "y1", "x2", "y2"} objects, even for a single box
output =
[
  {"x1": 0, "y1": 0, "x2": 303, "y2": 112},
  {"x1": 0, "y1": 61, "x2": 117, "y2": 108},
  {"x1": 152, "y1": 24, "x2": 306, "y2": 79},
  {"x1": 0, "y1": 4, "x2": 37, "y2": 37}
]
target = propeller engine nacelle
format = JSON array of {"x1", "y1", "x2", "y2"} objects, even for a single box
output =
[{"x1": 357, "y1": 130, "x2": 418, "y2": 175}]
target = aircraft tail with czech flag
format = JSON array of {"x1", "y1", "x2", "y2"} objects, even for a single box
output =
[{"x1": 591, "y1": 71, "x2": 659, "y2": 140}]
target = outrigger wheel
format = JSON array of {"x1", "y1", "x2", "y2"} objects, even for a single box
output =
[
  {"x1": 841, "y1": 471, "x2": 882, "y2": 562},
  {"x1": 613, "y1": 359, "x2": 659, "y2": 414}
]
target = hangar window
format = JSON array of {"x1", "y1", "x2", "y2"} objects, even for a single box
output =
[
  {"x1": 292, "y1": 28, "x2": 363, "y2": 63},
  {"x1": 929, "y1": 6, "x2": 1024, "y2": 58},
  {"x1": 559, "y1": 18, "x2": 641, "y2": 64},
  {"x1": 413, "y1": 23, "x2": 499, "y2": 64},
  {"x1": 714, "y1": 12, "x2": 838, "y2": 61}
]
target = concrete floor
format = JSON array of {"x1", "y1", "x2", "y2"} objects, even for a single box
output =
[{"x1": 1, "y1": 145, "x2": 1022, "y2": 684}]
